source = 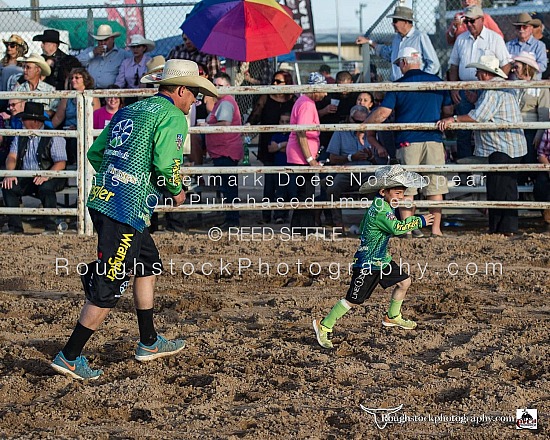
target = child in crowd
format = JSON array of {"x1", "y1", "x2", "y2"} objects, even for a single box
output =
[
  {"x1": 268, "y1": 112, "x2": 291, "y2": 224},
  {"x1": 313, "y1": 164, "x2": 434, "y2": 349}
]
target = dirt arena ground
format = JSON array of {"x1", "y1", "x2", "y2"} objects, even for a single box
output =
[{"x1": 0, "y1": 219, "x2": 548, "y2": 438}]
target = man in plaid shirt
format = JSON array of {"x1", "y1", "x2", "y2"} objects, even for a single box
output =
[
  {"x1": 167, "y1": 33, "x2": 220, "y2": 78},
  {"x1": 437, "y1": 55, "x2": 526, "y2": 236}
]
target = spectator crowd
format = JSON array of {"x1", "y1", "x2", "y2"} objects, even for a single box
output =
[{"x1": 0, "y1": 4, "x2": 549, "y2": 235}]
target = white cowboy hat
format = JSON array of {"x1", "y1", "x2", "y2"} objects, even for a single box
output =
[
  {"x1": 141, "y1": 59, "x2": 218, "y2": 97},
  {"x1": 146, "y1": 55, "x2": 165, "y2": 74},
  {"x1": 466, "y1": 55, "x2": 508, "y2": 79},
  {"x1": 128, "y1": 34, "x2": 155, "y2": 52},
  {"x1": 92, "y1": 24, "x2": 121, "y2": 41},
  {"x1": 359, "y1": 164, "x2": 426, "y2": 194},
  {"x1": 17, "y1": 52, "x2": 51, "y2": 77},
  {"x1": 513, "y1": 51, "x2": 540, "y2": 72}
]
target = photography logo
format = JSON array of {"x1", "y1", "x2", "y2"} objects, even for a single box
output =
[
  {"x1": 360, "y1": 404, "x2": 403, "y2": 429},
  {"x1": 516, "y1": 408, "x2": 537, "y2": 430}
]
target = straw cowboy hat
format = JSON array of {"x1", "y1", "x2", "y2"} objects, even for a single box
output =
[
  {"x1": 141, "y1": 59, "x2": 218, "y2": 97},
  {"x1": 128, "y1": 34, "x2": 155, "y2": 52},
  {"x1": 32, "y1": 29, "x2": 66, "y2": 45},
  {"x1": 92, "y1": 24, "x2": 121, "y2": 41},
  {"x1": 388, "y1": 6, "x2": 414, "y2": 22},
  {"x1": 359, "y1": 164, "x2": 425, "y2": 194},
  {"x1": 513, "y1": 51, "x2": 540, "y2": 71},
  {"x1": 466, "y1": 55, "x2": 508, "y2": 79},
  {"x1": 16, "y1": 52, "x2": 51, "y2": 77},
  {"x1": 513, "y1": 12, "x2": 538, "y2": 26},
  {"x1": 146, "y1": 55, "x2": 165, "y2": 74},
  {"x1": 3, "y1": 34, "x2": 28, "y2": 54}
]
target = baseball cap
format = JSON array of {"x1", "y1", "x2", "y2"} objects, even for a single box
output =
[
  {"x1": 393, "y1": 46, "x2": 422, "y2": 65},
  {"x1": 464, "y1": 6, "x2": 483, "y2": 19}
]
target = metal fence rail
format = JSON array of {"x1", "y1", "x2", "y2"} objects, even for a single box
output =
[{"x1": 1, "y1": 82, "x2": 550, "y2": 235}]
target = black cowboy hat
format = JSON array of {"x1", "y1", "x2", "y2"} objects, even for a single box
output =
[
  {"x1": 19, "y1": 102, "x2": 47, "y2": 122},
  {"x1": 33, "y1": 29, "x2": 66, "y2": 45}
]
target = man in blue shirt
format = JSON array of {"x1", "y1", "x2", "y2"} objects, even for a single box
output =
[
  {"x1": 355, "y1": 6, "x2": 440, "y2": 81},
  {"x1": 506, "y1": 12, "x2": 547, "y2": 79},
  {"x1": 366, "y1": 47, "x2": 453, "y2": 237}
]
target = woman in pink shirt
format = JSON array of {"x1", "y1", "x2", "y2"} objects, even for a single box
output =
[
  {"x1": 286, "y1": 72, "x2": 327, "y2": 231},
  {"x1": 93, "y1": 85, "x2": 124, "y2": 129}
]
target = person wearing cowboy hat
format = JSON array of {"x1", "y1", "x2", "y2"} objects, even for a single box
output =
[
  {"x1": 1, "y1": 102, "x2": 67, "y2": 235},
  {"x1": 506, "y1": 13, "x2": 547, "y2": 79},
  {"x1": 33, "y1": 29, "x2": 81, "y2": 90},
  {"x1": 14, "y1": 53, "x2": 59, "y2": 117},
  {"x1": 511, "y1": 51, "x2": 550, "y2": 185},
  {"x1": 76, "y1": 24, "x2": 131, "y2": 89},
  {"x1": 51, "y1": 59, "x2": 218, "y2": 380},
  {"x1": 448, "y1": 4, "x2": 512, "y2": 161},
  {"x1": 355, "y1": 5, "x2": 440, "y2": 81},
  {"x1": 437, "y1": 55, "x2": 526, "y2": 236},
  {"x1": 1, "y1": 34, "x2": 28, "y2": 92},
  {"x1": 115, "y1": 35, "x2": 155, "y2": 91},
  {"x1": 313, "y1": 164, "x2": 435, "y2": 348}
]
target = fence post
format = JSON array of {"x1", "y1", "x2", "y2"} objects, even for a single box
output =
[
  {"x1": 87, "y1": 8, "x2": 94, "y2": 48},
  {"x1": 76, "y1": 93, "x2": 86, "y2": 235},
  {"x1": 83, "y1": 92, "x2": 95, "y2": 236}
]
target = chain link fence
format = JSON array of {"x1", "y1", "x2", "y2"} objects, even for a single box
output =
[
  {"x1": 0, "y1": 0, "x2": 547, "y2": 88},
  {"x1": 362, "y1": 0, "x2": 549, "y2": 81}
]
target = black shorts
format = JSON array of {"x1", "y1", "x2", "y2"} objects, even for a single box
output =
[
  {"x1": 345, "y1": 261, "x2": 409, "y2": 305},
  {"x1": 83, "y1": 209, "x2": 163, "y2": 308}
]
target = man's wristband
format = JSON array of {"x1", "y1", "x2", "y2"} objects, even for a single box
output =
[
  {"x1": 347, "y1": 153, "x2": 353, "y2": 162},
  {"x1": 306, "y1": 156, "x2": 314, "y2": 163}
]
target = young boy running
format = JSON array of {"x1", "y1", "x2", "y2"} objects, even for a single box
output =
[{"x1": 313, "y1": 164, "x2": 434, "y2": 348}]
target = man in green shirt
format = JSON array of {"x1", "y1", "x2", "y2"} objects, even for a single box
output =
[
  {"x1": 313, "y1": 164, "x2": 434, "y2": 349},
  {"x1": 52, "y1": 60, "x2": 218, "y2": 380}
]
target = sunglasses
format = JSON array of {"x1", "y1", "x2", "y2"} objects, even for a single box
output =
[
  {"x1": 273, "y1": 79, "x2": 285, "y2": 84},
  {"x1": 392, "y1": 18, "x2": 404, "y2": 24},
  {"x1": 464, "y1": 18, "x2": 479, "y2": 24},
  {"x1": 515, "y1": 25, "x2": 531, "y2": 29},
  {"x1": 351, "y1": 116, "x2": 366, "y2": 123},
  {"x1": 4, "y1": 42, "x2": 18, "y2": 48},
  {"x1": 8, "y1": 101, "x2": 24, "y2": 107},
  {"x1": 186, "y1": 86, "x2": 200, "y2": 97}
]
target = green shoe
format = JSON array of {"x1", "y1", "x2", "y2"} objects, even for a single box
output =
[
  {"x1": 313, "y1": 318, "x2": 333, "y2": 348},
  {"x1": 382, "y1": 313, "x2": 417, "y2": 330}
]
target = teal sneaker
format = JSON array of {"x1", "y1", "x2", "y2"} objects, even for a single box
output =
[
  {"x1": 51, "y1": 352, "x2": 103, "y2": 380},
  {"x1": 135, "y1": 334, "x2": 186, "y2": 362}
]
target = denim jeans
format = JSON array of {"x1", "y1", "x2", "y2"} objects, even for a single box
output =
[{"x1": 455, "y1": 91, "x2": 475, "y2": 160}]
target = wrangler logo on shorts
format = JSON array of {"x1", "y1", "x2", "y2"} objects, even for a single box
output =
[{"x1": 106, "y1": 233, "x2": 133, "y2": 281}]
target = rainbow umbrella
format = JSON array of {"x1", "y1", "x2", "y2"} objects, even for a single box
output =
[{"x1": 181, "y1": 0, "x2": 302, "y2": 62}]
